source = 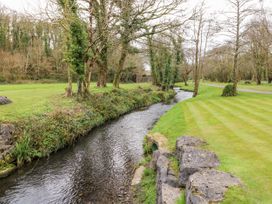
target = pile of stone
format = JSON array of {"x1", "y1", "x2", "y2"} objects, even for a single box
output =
[
  {"x1": 176, "y1": 136, "x2": 241, "y2": 204},
  {"x1": 0, "y1": 124, "x2": 15, "y2": 160},
  {"x1": 147, "y1": 135, "x2": 181, "y2": 204},
  {"x1": 0, "y1": 96, "x2": 12, "y2": 105},
  {"x1": 144, "y1": 135, "x2": 241, "y2": 204}
]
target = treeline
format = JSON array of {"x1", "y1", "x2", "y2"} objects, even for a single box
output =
[
  {"x1": 203, "y1": 17, "x2": 272, "y2": 84},
  {"x1": 0, "y1": 5, "x2": 148, "y2": 84},
  {"x1": 52, "y1": 0, "x2": 183, "y2": 96},
  {"x1": 1, "y1": 0, "x2": 272, "y2": 98},
  {"x1": 0, "y1": 7, "x2": 66, "y2": 82}
]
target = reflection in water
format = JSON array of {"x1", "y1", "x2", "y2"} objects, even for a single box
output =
[{"x1": 0, "y1": 91, "x2": 192, "y2": 204}]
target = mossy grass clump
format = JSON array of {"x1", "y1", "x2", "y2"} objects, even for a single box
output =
[
  {"x1": 0, "y1": 161, "x2": 16, "y2": 178},
  {"x1": 222, "y1": 84, "x2": 237, "y2": 97}
]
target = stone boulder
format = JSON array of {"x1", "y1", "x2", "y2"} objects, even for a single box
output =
[
  {"x1": 176, "y1": 136, "x2": 206, "y2": 159},
  {"x1": 131, "y1": 166, "x2": 145, "y2": 186},
  {"x1": 0, "y1": 124, "x2": 15, "y2": 160},
  {"x1": 0, "y1": 96, "x2": 12, "y2": 105},
  {"x1": 159, "y1": 183, "x2": 181, "y2": 204},
  {"x1": 186, "y1": 169, "x2": 241, "y2": 204},
  {"x1": 179, "y1": 148, "x2": 220, "y2": 186},
  {"x1": 0, "y1": 124, "x2": 15, "y2": 145},
  {"x1": 155, "y1": 152, "x2": 181, "y2": 204}
]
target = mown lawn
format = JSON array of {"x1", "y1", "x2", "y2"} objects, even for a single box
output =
[
  {"x1": 0, "y1": 82, "x2": 151, "y2": 121},
  {"x1": 201, "y1": 80, "x2": 272, "y2": 92},
  {"x1": 152, "y1": 85, "x2": 272, "y2": 203}
]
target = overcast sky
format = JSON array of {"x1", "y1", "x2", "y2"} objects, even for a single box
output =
[
  {"x1": 0, "y1": 0, "x2": 272, "y2": 14},
  {"x1": 0, "y1": 0, "x2": 271, "y2": 52}
]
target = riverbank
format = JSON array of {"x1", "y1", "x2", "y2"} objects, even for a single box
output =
[
  {"x1": 0, "y1": 85, "x2": 175, "y2": 178},
  {"x1": 138, "y1": 85, "x2": 272, "y2": 203}
]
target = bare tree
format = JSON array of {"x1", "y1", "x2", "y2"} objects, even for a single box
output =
[
  {"x1": 226, "y1": 0, "x2": 255, "y2": 95},
  {"x1": 112, "y1": 0, "x2": 184, "y2": 88},
  {"x1": 192, "y1": 1, "x2": 205, "y2": 97},
  {"x1": 247, "y1": 17, "x2": 271, "y2": 85}
]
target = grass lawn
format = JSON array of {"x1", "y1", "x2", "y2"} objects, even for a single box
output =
[
  {"x1": 202, "y1": 80, "x2": 272, "y2": 92},
  {"x1": 0, "y1": 82, "x2": 151, "y2": 121},
  {"x1": 152, "y1": 84, "x2": 272, "y2": 203}
]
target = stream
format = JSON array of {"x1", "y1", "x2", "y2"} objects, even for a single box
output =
[{"x1": 0, "y1": 90, "x2": 193, "y2": 204}]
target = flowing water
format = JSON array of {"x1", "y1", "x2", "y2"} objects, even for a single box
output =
[{"x1": 0, "y1": 90, "x2": 192, "y2": 204}]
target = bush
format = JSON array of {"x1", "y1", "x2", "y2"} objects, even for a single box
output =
[
  {"x1": 222, "y1": 84, "x2": 237, "y2": 97},
  {"x1": 244, "y1": 81, "x2": 251, "y2": 84}
]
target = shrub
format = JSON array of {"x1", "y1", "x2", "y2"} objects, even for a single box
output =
[
  {"x1": 244, "y1": 81, "x2": 251, "y2": 84},
  {"x1": 222, "y1": 84, "x2": 237, "y2": 97}
]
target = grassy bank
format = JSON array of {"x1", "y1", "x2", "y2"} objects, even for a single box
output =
[
  {"x1": 0, "y1": 83, "x2": 175, "y2": 175},
  {"x1": 149, "y1": 85, "x2": 272, "y2": 203},
  {"x1": 0, "y1": 83, "x2": 151, "y2": 121}
]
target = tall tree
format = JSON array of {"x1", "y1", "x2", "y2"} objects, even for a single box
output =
[
  {"x1": 57, "y1": 0, "x2": 89, "y2": 96},
  {"x1": 112, "y1": 0, "x2": 184, "y2": 88},
  {"x1": 192, "y1": 2, "x2": 205, "y2": 97},
  {"x1": 227, "y1": 0, "x2": 254, "y2": 95}
]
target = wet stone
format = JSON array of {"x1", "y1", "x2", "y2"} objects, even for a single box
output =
[{"x1": 186, "y1": 169, "x2": 241, "y2": 204}]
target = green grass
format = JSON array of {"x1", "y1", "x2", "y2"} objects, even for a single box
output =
[
  {"x1": 152, "y1": 85, "x2": 272, "y2": 203},
  {"x1": 202, "y1": 80, "x2": 272, "y2": 92},
  {"x1": 137, "y1": 168, "x2": 157, "y2": 204},
  {"x1": 0, "y1": 82, "x2": 152, "y2": 121}
]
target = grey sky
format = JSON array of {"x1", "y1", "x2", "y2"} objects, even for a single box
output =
[{"x1": 1, "y1": 0, "x2": 272, "y2": 14}]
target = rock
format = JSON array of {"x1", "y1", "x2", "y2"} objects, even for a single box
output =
[
  {"x1": 176, "y1": 136, "x2": 206, "y2": 159},
  {"x1": 0, "y1": 124, "x2": 15, "y2": 160},
  {"x1": 186, "y1": 169, "x2": 241, "y2": 204},
  {"x1": 166, "y1": 174, "x2": 179, "y2": 188},
  {"x1": 158, "y1": 183, "x2": 181, "y2": 204},
  {"x1": 0, "y1": 124, "x2": 15, "y2": 145},
  {"x1": 131, "y1": 166, "x2": 145, "y2": 186},
  {"x1": 147, "y1": 133, "x2": 170, "y2": 153},
  {"x1": 0, "y1": 96, "x2": 12, "y2": 105},
  {"x1": 155, "y1": 152, "x2": 181, "y2": 204},
  {"x1": 150, "y1": 150, "x2": 161, "y2": 170},
  {"x1": 179, "y1": 148, "x2": 220, "y2": 186},
  {"x1": 156, "y1": 153, "x2": 169, "y2": 184}
]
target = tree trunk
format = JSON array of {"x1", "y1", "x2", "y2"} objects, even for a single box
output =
[
  {"x1": 97, "y1": 66, "x2": 107, "y2": 87},
  {"x1": 113, "y1": 42, "x2": 128, "y2": 88},
  {"x1": 268, "y1": 77, "x2": 272, "y2": 84},
  {"x1": 256, "y1": 66, "x2": 262, "y2": 85},
  {"x1": 233, "y1": 51, "x2": 239, "y2": 94},
  {"x1": 193, "y1": 19, "x2": 202, "y2": 97},
  {"x1": 147, "y1": 34, "x2": 158, "y2": 86},
  {"x1": 83, "y1": 62, "x2": 92, "y2": 96},
  {"x1": 232, "y1": 3, "x2": 240, "y2": 96},
  {"x1": 77, "y1": 77, "x2": 84, "y2": 96},
  {"x1": 66, "y1": 65, "x2": 73, "y2": 97}
]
